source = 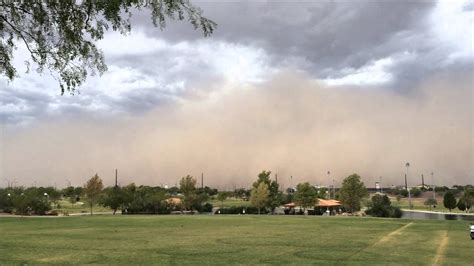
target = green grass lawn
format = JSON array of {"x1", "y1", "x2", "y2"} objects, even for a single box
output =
[
  {"x1": 0, "y1": 215, "x2": 472, "y2": 265},
  {"x1": 390, "y1": 197, "x2": 466, "y2": 213},
  {"x1": 52, "y1": 199, "x2": 113, "y2": 214},
  {"x1": 209, "y1": 197, "x2": 251, "y2": 207}
]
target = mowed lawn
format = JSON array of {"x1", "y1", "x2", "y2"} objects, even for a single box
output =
[{"x1": 0, "y1": 215, "x2": 472, "y2": 265}]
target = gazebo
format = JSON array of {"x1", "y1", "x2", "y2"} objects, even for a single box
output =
[
  {"x1": 316, "y1": 199, "x2": 341, "y2": 207},
  {"x1": 315, "y1": 199, "x2": 342, "y2": 215}
]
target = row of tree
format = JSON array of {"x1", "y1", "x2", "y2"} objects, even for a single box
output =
[
  {"x1": 2, "y1": 172, "x2": 471, "y2": 215},
  {"x1": 441, "y1": 189, "x2": 473, "y2": 213},
  {"x1": 248, "y1": 171, "x2": 369, "y2": 214}
]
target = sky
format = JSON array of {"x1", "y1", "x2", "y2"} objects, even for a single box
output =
[{"x1": 0, "y1": 0, "x2": 473, "y2": 189}]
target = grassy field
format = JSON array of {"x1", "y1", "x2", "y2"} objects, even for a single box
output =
[
  {"x1": 52, "y1": 200, "x2": 112, "y2": 214},
  {"x1": 209, "y1": 197, "x2": 251, "y2": 208},
  {"x1": 0, "y1": 215, "x2": 473, "y2": 265},
  {"x1": 390, "y1": 197, "x2": 467, "y2": 213}
]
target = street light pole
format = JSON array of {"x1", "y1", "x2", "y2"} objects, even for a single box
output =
[
  {"x1": 431, "y1": 172, "x2": 435, "y2": 200},
  {"x1": 332, "y1": 178, "x2": 335, "y2": 199},
  {"x1": 380, "y1": 176, "x2": 383, "y2": 194},
  {"x1": 405, "y1": 162, "x2": 412, "y2": 209},
  {"x1": 327, "y1": 171, "x2": 331, "y2": 199}
]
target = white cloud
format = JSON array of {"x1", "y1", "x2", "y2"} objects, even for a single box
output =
[
  {"x1": 429, "y1": 0, "x2": 473, "y2": 61},
  {"x1": 321, "y1": 57, "x2": 394, "y2": 86}
]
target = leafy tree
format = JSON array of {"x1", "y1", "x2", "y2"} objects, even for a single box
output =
[
  {"x1": 316, "y1": 187, "x2": 329, "y2": 199},
  {"x1": 424, "y1": 198, "x2": 437, "y2": 211},
  {"x1": 367, "y1": 194, "x2": 401, "y2": 218},
  {"x1": 339, "y1": 174, "x2": 368, "y2": 213},
  {"x1": 234, "y1": 188, "x2": 250, "y2": 200},
  {"x1": 62, "y1": 186, "x2": 75, "y2": 198},
  {"x1": 74, "y1": 186, "x2": 84, "y2": 201},
  {"x1": 0, "y1": 0, "x2": 216, "y2": 94},
  {"x1": 216, "y1": 192, "x2": 228, "y2": 207},
  {"x1": 120, "y1": 184, "x2": 170, "y2": 214},
  {"x1": 84, "y1": 173, "x2": 104, "y2": 215},
  {"x1": 252, "y1": 170, "x2": 282, "y2": 213},
  {"x1": 197, "y1": 186, "x2": 218, "y2": 196},
  {"x1": 0, "y1": 189, "x2": 14, "y2": 213},
  {"x1": 62, "y1": 186, "x2": 78, "y2": 207},
  {"x1": 435, "y1": 186, "x2": 449, "y2": 193},
  {"x1": 401, "y1": 189, "x2": 409, "y2": 197},
  {"x1": 179, "y1": 175, "x2": 206, "y2": 211},
  {"x1": 9, "y1": 188, "x2": 52, "y2": 215},
  {"x1": 294, "y1": 182, "x2": 318, "y2": 212},
  {"x1": 457, "y1": 199, "x2": 466, "y2": 212},
  {"x1": 464, "y1": 188, "x2": 473, "y2": 209},
  {"x1": 443, "y1": 191, "x2": 457, "y2": 212},
  {"x1": 250, "y1": 182, "x2": 269, "y2": 215},
  {"x1": 180, "y1": 175, "x2": 196, "y2": 195},
  {"x1": 100, "y1": 186, "x2": 124, "y2": 215},
  {"x1": 396, "y1": 195, "x2": 402, "y2": 203},
  {"x1": 411, "y1": 187, "x2": 421, "y2": 197},
  {"x1": 457, "y1": 188, "x2": 473, "y2": 213}
]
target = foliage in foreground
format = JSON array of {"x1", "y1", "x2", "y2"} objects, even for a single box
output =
[{"x1": 0, "y1": 0, "x2": 216, "y2": 94}]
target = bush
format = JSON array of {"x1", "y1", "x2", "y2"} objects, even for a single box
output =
[
  {"x1": 196, "y1": 203, "x2": 213, "y2": 213},
  {"x1": 390, "y1": 207, "x2": 403, "y2": 218},
  {"x1": 411, "y1": 188, "x2": 421, "y2": 197},
  {"x1": 399, "y1": 189, "x2": 408, "y2": 197},
  {"x1": 366, "y1": 194, "x2": 401, "y2": 218}
]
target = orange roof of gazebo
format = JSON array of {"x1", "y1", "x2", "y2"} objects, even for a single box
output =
[{"x1": 316, "y1": 199, "x2": 341, "y2": 207}]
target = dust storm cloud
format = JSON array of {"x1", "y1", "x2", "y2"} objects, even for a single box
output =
[{"x1": 1, "y1": 71, "x2": 472, "y2": 188}]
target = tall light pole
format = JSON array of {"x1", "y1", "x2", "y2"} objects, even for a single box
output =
[
  {"x1": 332, "y1": 178, "x2": 335, "y2": 199},
  {"x1": 431, "y1": 172, "x2": 435, "y2": 200},
  {"x1": 405, "y1": 162, "x2": 412, "y2": 209},
  {"x1": 44, "y1": 192, "x2": 49, "y2": 204},
  {"x1": 327, "y1": 171, "x2": 331, "y2": 199},
  {"x1": 379, "y1": 176, "x2": 383, "y2": 194}
]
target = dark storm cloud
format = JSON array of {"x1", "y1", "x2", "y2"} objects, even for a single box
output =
[
  {"x1": 133, "y1": 1, "x2": 437, "y2": 83},
  {"x1": 0, "y1": 79, "x2": 52, "y2": 124}
]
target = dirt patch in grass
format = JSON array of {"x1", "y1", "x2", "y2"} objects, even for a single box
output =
[
  {"x1": 434, "y1": 230, "x2": 448, "y2": 266},
  {"x1": 375, "y1": 222, "x2": 413, "y2": 245}
]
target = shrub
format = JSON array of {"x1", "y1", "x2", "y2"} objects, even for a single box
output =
[
  {"x1": 366, "y1": 194, "x2": 401, "y2": 218},
  {"x1": 196, "y1": 203, "x2": 213, "y2": 213},
  {"x1": 411, "y1": 188, "x2": 421, "y2": 197},
  {"x1": 390, "y1": 207, "x2": 403, "y2": 218}
]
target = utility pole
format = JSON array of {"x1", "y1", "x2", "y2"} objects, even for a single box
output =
[
  {"x1": 379, "y1": 176, "x2": 383, "y2": 194},
  {"x1": 327, "y1": 171, "x2": 331, "y2": 199},
  {"x1": 332, "y1": 178, "x2": 335, "y2": 199},
  {"x1": 421, "y1": 174, "x2": 424, "y2": 188},
  {"x1": 404, "y1": 174, "x2": 408, "y2": 190},
  {"x1": 431, "y1": 172, "x2": 435, "y2": 200},
  {"x1": 406, "y1": 162, "x2": 412, "y2": 209},
  {"x1": 115, "y1": 169, "x2": 118, "y2": 188},
  {"x1": 201, "y1": 172, "x2": 204, "y2": 189}
]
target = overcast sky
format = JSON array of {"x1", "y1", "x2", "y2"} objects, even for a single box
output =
[{"x1": 0, "y1": 0, "x2": 473, "y2": 189}]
